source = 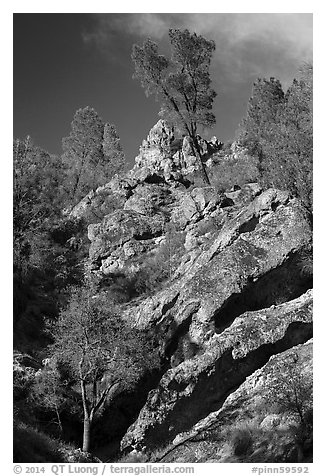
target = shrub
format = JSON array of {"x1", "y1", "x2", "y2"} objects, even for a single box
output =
[
  {"x1": 230, "y1": 424, "x2": 254, "y2": 457},
  {"x1": 13, "y1": 359, "x2": 36, "y2": 400},
  {"x1": 129, "y1": 225, "x2": 186, "y2": 297},
  {"x1": 209, "y1": 152, "x2": 260, "y2": 192},
  {"x1": 262, "y1": 352, "x2": 312, "y2": 427}
]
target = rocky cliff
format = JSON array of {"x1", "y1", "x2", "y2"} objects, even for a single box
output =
[{"x1": 71, "y1": 120, "x2": 313, "y2": 462}]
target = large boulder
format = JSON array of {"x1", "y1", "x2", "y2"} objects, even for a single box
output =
[
  {"x1": 190, "y1": 186, "x2": 218, "y2": 212},
  {"x1": 170, "y1": 191, "x2": 200, "y2": 229}
]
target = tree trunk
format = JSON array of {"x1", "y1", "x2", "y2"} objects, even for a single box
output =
[
  {"x1": 54, "y1": 404, "x2": 63, "y2": 436},
  {"x1": 195, "y1": 150, "x2": 210, "y2": 184},
  {"x1": 296, "y1": 442, "x2": 304, "y2": 463},
  {"x1": 82, "y1": 417, "x2": 92, "y2": 453},
  {"x1": 192, "y1": 138, "x2": 210, "y2": 185}
]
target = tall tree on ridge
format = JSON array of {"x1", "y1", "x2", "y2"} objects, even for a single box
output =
[
  {"x1": 132, "y1": 29, "x2": 217, "y2": 184},
  {"x1": 62, "y1": 107, "x2": 126, "y2": 206},
  {"x1": 102, "y1": 123, "x2": 125, "y2": 176},
  {"x1": 62, "y1": 106, "x2": 105, "y2": 205},
  {"x1": 236, "y1": 64, "x2": 313, "y2": 215}
]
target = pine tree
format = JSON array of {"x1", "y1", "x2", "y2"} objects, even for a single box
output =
[
  {"x1": 132, "y1": 29, "x2": 217, "y2": 184},
  {"x1": 236, "y1": 77, "x2": 285, "y2": 166},
  {"x1": 102, "y1": 123, "x2": 125, "y2": 175},
  {"x1": 62, "y1": 107, "x2": 126, "y2": 205},
  {"x1": 236, "y1": 65, "x2": 312, "y2": 215},
  {"x1": 62, "y1": 106, "x2": 105, "y2": 204}
]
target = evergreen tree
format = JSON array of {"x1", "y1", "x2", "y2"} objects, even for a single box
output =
[
  {"x1": 273, "y1": 64, "x2": 312, "y2": 211},
  {"x1": 13, "y1": 136, "x2": 87, "y2": 350},
  {"x1": 13, "y1": 136, "x2": 63, "y2": 285},
  {"x1": 236, "y1": 77, "x2": 285, "y2": 166},
  {"x1": 102, "y1": 123, "x2": 125, "y2": 175},
  {"x1": 62, "y1": 107, "x2": 126, "y2": 205},
  {"x1": 236, "y1": 65, "x2": 313, "y2": 215},
  {"x1": 62, "y1": 106, "x2": 105, "y2": 204}
]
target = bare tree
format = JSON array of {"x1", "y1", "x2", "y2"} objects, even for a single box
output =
[{"x1": 51, "y1": 284, "x2": 160, "y2": 452}]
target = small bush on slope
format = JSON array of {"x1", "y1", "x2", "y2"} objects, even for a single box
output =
[
  {"x1": 127, "y1": 225, "x2": 186, "y2": 297},
  {"x1": 209, "y1": 152, "x2": 260, "y2": 192},
  {"x1": 230, "y1": 423, "x2": 254, "y2": 457}
]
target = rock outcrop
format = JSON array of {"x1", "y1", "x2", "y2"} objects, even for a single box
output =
[
  {"x1": 120, "y1": 188, "x2": 311, "y2": 342},
  {"x1": 69, "y1": 120, "x2": 223, "y2": 224},
  {"x1": 134, "y1": 119, "x2": 222, "y2": 182},
  {"x1": 69, "y1": 119, "x2": 313, "y2": 462}
]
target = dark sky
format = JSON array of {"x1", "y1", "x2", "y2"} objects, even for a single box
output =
[{"x1": 13, "y1": 13, "x2": 312, "y2": 167}]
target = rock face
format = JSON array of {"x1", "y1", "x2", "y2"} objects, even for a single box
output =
[
  {"x1": 158, "y1": 339, "x2": 313, "y2": 463},
  {"x1": 70, "y1": 120, "x2": 313, "y2": 461},
  {"x1": 88, "y1": 210, "x2": 165, "y2": 272},
  {"x1": 121, "y1": 291, "x2": 312, "y2": 452},
  {"x1": 120, "y1": 188, "x2": 311, "y2": 342}
]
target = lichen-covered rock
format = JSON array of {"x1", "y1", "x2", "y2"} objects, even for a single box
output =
[
  {"x1": 70, "y1": 176, "x2": 133, "y2": 223},
  {"x1": 170, "y1": 191, "x2": 200, "y2": 229},
  {"x1": 132, "y1": 120, "x2": 221, "y2": 183},
  {"x1": 121, "y1": 291, "x2": 312, "y2": 452},
  {"x1": 87, "y1": 181, "x2": 233, "y2": 272},
  {"x1": 190, "y1": 186, "x2": 217, "y2": 212},
  {"x1": 134, "y1": 120, "x2": 175, "y2": 172},
  {"x1": 88, "y1": 210, "x2": 165, "y2": 263},
  {"x1": 117, "y1": 188, "x2": 312, "y2": 452},
  {"x1": 121, "y1": 188, "x2": 311, "y2": 342},
  {"x1": 184, "y1": 231, "x2": 204, "y2": 252}
]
